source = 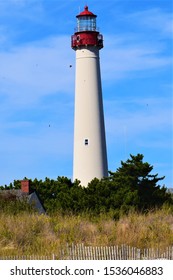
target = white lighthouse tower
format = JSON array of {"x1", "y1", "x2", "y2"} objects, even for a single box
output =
[{"x1": 72, "y1": 6, "x2": 108, "y2": 186}]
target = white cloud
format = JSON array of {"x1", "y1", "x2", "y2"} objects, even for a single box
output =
[
  {"x1": 105, "y1": 97, "x2": 172, "y2": 141},
  {"x1": 0, "y1": 31, "x2": 170, "y2": 109},
  {"x1": 0, "y1": 36, "x2": 75, "y2": 105},
  {"x1": 101, "y1": 34, "x2": 171, "y2": 81},
  {"x1": 125, "y1": 8, "x2": 173, "y2": 37}
]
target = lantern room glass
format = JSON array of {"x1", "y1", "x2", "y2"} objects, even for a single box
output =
[{"x1": 77, "y1": 16, "x2": 97, "y2": 32}]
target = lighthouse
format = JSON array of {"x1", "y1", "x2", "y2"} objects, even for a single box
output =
[{"x1": 71, "y1": 6, "x2": 108, "y2": 186}]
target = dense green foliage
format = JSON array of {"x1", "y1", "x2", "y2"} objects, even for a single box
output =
[{"x1": 0, "y1": 154, "x2": 172, "y2": 215}]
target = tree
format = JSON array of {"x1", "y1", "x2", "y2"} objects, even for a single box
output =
[
  {"x1": 108, "y1": 154, "x2": 172, "y2": 211},
  {"x1": 0, "y1": 154, "x2": 172, "y2": 215}
]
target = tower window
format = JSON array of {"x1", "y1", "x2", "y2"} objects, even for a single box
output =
[{"x1": 84, "y1": 139, "x2": 89, "y2": 145}]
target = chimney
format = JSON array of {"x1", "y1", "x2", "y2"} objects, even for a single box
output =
[{"x1": 21, "y1": 180, "x2": 31, "y2": 194}]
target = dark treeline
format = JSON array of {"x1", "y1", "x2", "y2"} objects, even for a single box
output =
[{"x1": 0, "y1": 154, "x2": 172, "y2": 217}]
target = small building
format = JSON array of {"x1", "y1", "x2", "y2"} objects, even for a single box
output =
[{"x1": 0, "y1": 180, "x2": 45, "y2": 214}]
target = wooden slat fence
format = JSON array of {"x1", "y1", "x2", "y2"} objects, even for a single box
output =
[{"x1": 0, "y1": 244, "x2": 173, "y2": 260}]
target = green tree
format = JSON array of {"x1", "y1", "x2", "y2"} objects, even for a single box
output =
[
  {"x1": 108, "y1": 154, "x2": 172, "y2": 211},
  {"x1": 0, "y1": 154, "x2": 171, "y2": 215}
]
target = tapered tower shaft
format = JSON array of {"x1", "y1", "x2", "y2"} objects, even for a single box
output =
[{"x1": 72, "y1": 6, "x2": 108, "y2": 186}]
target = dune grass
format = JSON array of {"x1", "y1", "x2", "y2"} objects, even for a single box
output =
[{"x1": 0, "y1": 207, "x2": 173, "y2": 256}]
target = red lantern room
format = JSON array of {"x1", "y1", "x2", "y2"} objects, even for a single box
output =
[{"x1": 71, "y1": 6, "x2": 103, "y2": 50}]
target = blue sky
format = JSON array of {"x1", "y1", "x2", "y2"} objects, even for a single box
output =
[{"x1": 0, "y1": 0, "x2": 172, "y2": 188}]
